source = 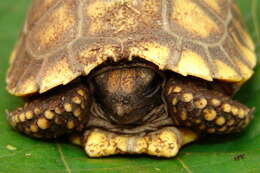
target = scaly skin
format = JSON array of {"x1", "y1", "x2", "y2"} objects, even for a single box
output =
[
  {"x1": 8, "y1": 83, "x2": 91, "y2": 139},
  {"x1": 165, "y1": 75, "x2": 253, "y2": 134},
  {"x1": 7, "y1": 66, "x2": 253, "y2": 157}
]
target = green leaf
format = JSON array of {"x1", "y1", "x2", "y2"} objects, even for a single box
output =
[{"x1": 0, "y1": 0, "x2": 259, "y2": 172}]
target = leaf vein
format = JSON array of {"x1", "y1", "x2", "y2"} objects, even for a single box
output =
[
  {"x1": 56, "y1": 144, "x2": 72, "y2": 173},
  {"x1": 177, "y1": 157, "x2": 193, "y2": 173}
]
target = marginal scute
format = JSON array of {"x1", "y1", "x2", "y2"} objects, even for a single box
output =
[
  {"x1": 7, "y1": 0, "x2": 256, "y2": 97},
  {"x1": 233, "y1": 59, "x2": 254, "y2": 83},
  {"x1": 72, "y1": 38, "x2": 120, "y2": 75},
  {"x1": 231, "y1": 32, "x2": 256, "y2": 67},
  {"x1": 232, "y1": 18, "x2": 255, "y2": 51},
  {"x1": 38, "y1": 51, "x2": 80, "y2": 93},
  {"x1": 175, "y1": 49, "x2": 212, "y2": 81},
  {"x1": 214, "y1": 59, "x2": 241, "y2": 82},
  {"x1": 129, "y1": 41, "x2": 170, "y2": 69},
  {"x1": 15, "y1": 77, "x2": 38, "y2": 96},
  {"x1": 27, "y1": 0, "x2": 58, "y2": 29}
]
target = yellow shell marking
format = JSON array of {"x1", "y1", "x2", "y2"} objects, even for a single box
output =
[
  {"x1": 78, "y1": 45, "x2": 116, "y2": 75},
  {"x1": 15, "y1": 77, "x2": 38, "y2": 96},
  {"x1": 85, "y1": 0, "x2": 159, "y2": 35},
  {"x1": 202, "y1": 0, "x2": 221, "y2": 14},
  {"x1": 233, "y1": 20, "x2": 255, "y2": 51},
  {"x1": 34, "y1": 2, "x2": 76, "y2": 51},
  {"x1": 86, "y1": 0, "x2": 138, "y2": 34},
  {"x1": 40, "y1": 57, "x2": 77, "y2": 93},
  {"x1": 214, "y1": 60, "x2": 241, "y2": 82},
  {"x1": 231, "y1": 33, "x2": 256, "y2": 67},
  {"x1": 172, "y1": 0, "x2": 220, "y2": 38},
  {"x1": 234, "y1": 59, "x2": 254, "y2": 82},
  {"x1": 129, "y1": 42, "x2": 170, "y2": 69},
  {"x1": 176, "y1": 50, "x2": 211, "y2": 81},
  {"x1": 29, "y1": 0, "x2": 56, "y2": 26}
]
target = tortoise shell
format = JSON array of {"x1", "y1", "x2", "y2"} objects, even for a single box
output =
[{"x1": 7, "y1": 0, "x2": 256, "y2": 96}]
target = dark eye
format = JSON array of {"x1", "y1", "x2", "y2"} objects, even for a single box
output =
[{"x1": 142, "y1": 84, "x2": 161, "y2": 98}]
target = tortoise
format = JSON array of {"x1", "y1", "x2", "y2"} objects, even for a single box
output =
[{"x1": 6, "y1": 0, "x2": 256, "y2": 158}]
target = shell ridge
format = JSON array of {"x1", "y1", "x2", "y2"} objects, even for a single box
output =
[
  {"x1": 8, "y1": 0, "x2": 256, "y2": 95},
  {"x1": 14, "y1": 58, "x2": 40, "y2": 95},
  {"x1": 219, "y1": 46, "x2": 242, "y2": 78},
  {"x1": 204, "y1": 45, "x2": 217, "y2": 76},
  {"x1": 225, "y1": 36, "x2": 252, "y2": 69},
  {"x1": 192, "y1": 0, "x2": 226, "y2": 33},
  {"x1": 35, "y1": 53, "x2": 50, "y2": 91},
  {"x1": 28, "y1": 0, "x2": 62, "y2": 32},
  {"x1": 165, "y1": 38, "x2": 183, "y2": 69},
  {"x1": 25, "y1": 0, "x2": 64, "y2": 58},
  {"x1": 219, "y1": 46, "x2": 243, "y2": 77},
  {"x1": 67, "y1": 0, "x2": 85, "y2": 74}
]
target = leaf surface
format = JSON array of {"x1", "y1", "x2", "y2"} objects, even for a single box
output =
[{"x1": 0, "y1": 0, "x2": 259, "y2": 172}]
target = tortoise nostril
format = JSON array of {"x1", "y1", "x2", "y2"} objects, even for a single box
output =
[{"x1": 114, "y1": 105, "x2": 125, "y2": 117}]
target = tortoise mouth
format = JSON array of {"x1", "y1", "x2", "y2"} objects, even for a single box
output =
[{"x1": 88, "y1": 103, "x2": 173, "y2": 135}]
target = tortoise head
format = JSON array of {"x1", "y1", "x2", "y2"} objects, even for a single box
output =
[{"x1": 91, "y1": 65, "x2": 163, "y2": 125}]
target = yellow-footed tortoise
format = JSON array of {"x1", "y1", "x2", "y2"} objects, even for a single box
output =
[{"x1": 6, "y1": 0, "x2": 256, "y2": 158}]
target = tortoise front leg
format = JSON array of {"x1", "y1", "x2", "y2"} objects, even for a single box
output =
[
  {"x1": 164, "y1": 76, "x2": 253, "y2": 134},
  {"x1": 70, "y1": 127, "x2": 197, "y2": 158},
  {"x1": 8, "y1": 83, "x2": 91, "y2": 139}
]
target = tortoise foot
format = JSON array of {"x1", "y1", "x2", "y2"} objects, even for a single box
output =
[{"x1": 70, "y1": 127, "x2": 197, "y2": 158}]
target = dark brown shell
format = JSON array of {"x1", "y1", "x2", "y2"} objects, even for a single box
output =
[{"x1": 7, "y1": 0, "x2": 256, "y2": 96}]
